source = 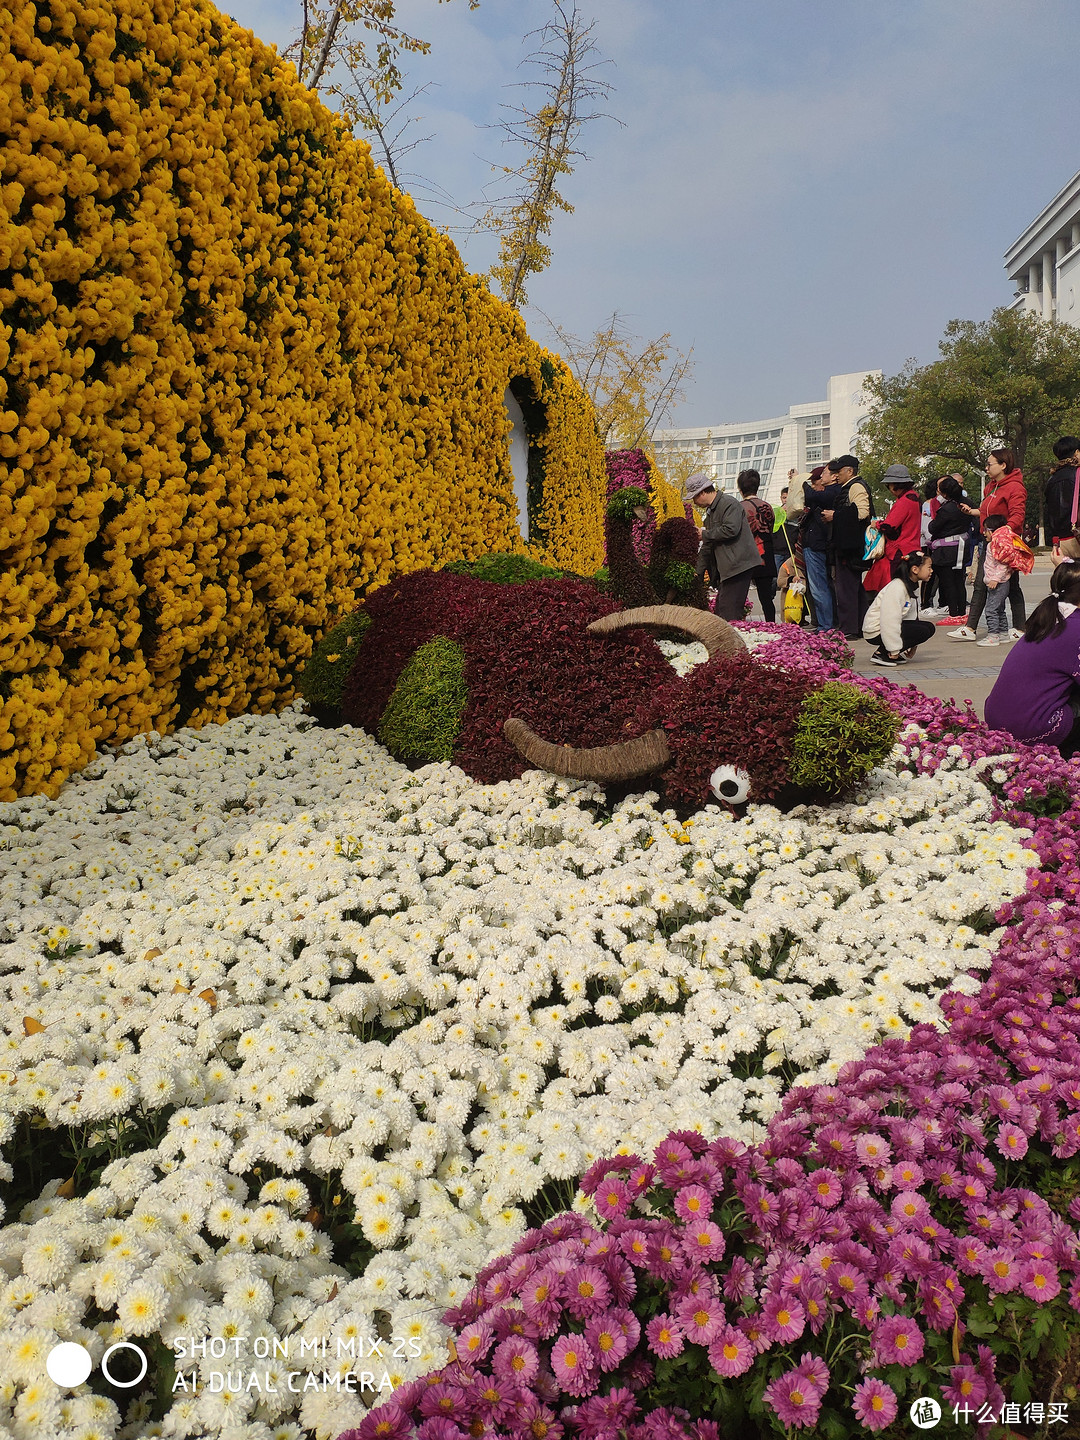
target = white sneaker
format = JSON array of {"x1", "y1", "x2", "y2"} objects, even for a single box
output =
[
  {"x1": 922, "y1": 606, "x2": 949, "y2": 618},
  {"x1": 976, "y1": 634, "x2": 1001, "y2": 647},
  {"x1": 946, "y1": 625, "x2": 978, "y2": 641},
  {"x1": 1008, "y1": 628, "x2": 1024, "y2": 641}
]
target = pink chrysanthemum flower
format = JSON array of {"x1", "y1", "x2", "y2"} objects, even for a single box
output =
[
  {"x1": 763, "y1": 1367, "x2": 823, "y2": 1429},
  {"x1": 673, "y1": 1184, "x2": 712, "y2": 1222},
  {"x1": 981, "y1": 1247, "x2": 1020, "y2": 1294},
  {"x1": 942, "y1": 1362, "x2": 988, "y2": 1412},
  {"x1": 585, "y1": 1313, "x2": 631, "y2": 1372},
  {"x1": 995, "y1": 1122, "x2": 1029, "y2": 1159},
  {"x1": 763, "y1": 1293, "x2": 805, "y2": 1343},
  {"x1": 707, "y1": 1323, "x2": 755, "y2": 1378},
  {"x1": 1019, "y1": 1257, "x2": 1061, "y2": 1301},
  {"x1": 457, "y1": 1321, "x2": 494, "y2": 1363},
  {"x1": 873, "y1": 1314, "x2": 925, "y2": 1365},
  {"x1": 676, "y1": 1294, "x2": 724, "y2": 1345},
  {"x1": 681, "y1": 1220, "x2": 726, "y2": 1263},
  {"x1": 492, "y1": 1336, "x2": 539, "y2": 1386},
  {"x1": 619, "y1": 1229, "x2": 651, "y2": 1267},
  {"x1": 564, "y1": 1264, "x2": 611, "y2": 1318},
  {"x1": 645, "y1": 1313, "x2": 684, "y2": 1360},
  {"x1": 550, "y1": 1335, "x2": 596, "y2": 1397},
  {"x1": 852, "y1": 1377, "x2": 898, "y2": 1431},
  {"x1": 806, "y1": 1168, "x2": 843, "y2": 1208},
  {"x1": 855, "y1": 1133, "x2": 892, "y2": 1167},
  {"x1": 891, "y1": 1158, "x2": 924, "y2": 1188},
  {"x1": 595, "y1": 1178, "x2": 632, "y2": 1220}
]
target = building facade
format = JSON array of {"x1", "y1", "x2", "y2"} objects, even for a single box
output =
[
  {"x1": 1005, "y1": 170, "x2": 1080, "y2": 325},
  {"x1": 652, "y1": 370, "x2": 881, "y2": 507}
]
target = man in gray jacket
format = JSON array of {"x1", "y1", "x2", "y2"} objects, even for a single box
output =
[{"x1": 686, "y1": 473, "x2": 763, "y2": 620}]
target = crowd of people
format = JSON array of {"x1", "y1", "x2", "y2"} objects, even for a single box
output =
[{"x1": 683, "y1": 435, "x2": 1080, "y2": 759}]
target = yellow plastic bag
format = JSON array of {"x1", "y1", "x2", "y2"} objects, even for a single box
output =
[{"x1": 783, "y1": 588, "x2": 805, "y2": 624}]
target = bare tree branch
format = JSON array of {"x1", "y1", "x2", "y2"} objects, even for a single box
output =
[{"x1": 482, "y1": 2, "x2": 617, "y2": 309}]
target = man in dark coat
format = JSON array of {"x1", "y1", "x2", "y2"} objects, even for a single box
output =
[
  {"x1": 686, "y1": 473, "x2": 763, "y2": 621},
  {"x1": 1046, "y1": 435, "x2": 1080, "y2": 548},
  {"x1": 824, "y1": 453, "x2": 873, "y2": 638}
]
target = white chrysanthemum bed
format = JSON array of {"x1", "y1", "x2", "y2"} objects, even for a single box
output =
[{"x1": 0, "y1": 665, "x2": 1034, "y2": 1439}]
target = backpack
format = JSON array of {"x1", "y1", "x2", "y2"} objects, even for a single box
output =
[{"x1": 743, "y1": 497, "x2": 773, "y2": 559}]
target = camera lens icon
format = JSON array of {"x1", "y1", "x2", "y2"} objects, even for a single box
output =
[{"x1": 46, "y1": 1340, "x2": 148, "y2": 1389}]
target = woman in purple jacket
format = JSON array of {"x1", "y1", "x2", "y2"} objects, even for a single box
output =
[{"x1": 984, "y1": 562, "x2": 1080, "y2": 757}]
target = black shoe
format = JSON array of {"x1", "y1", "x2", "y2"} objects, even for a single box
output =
[{"x1": 869, "y1": 651, "x2": 898, "y2": 667}]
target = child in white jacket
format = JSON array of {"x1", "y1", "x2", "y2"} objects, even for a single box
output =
[{"x1": 862, "y1": 551, "x2": 936, "y2": 667}]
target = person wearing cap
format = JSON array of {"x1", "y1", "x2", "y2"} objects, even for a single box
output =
[
  {"x1": 824, "y1": 453, "x2": 873, "y2": 639},
  {"x1": 686, "y1": 472, "x2": 763, "y2": 621},
  {"x1": 863, "y1": 465, "x2": 920, "y2": 598},
  {"x1": 800, "y1": 465, "x2": 842, "y2": 630}
]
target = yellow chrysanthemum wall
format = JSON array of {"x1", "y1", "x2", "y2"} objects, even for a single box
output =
[{"x1": 0, "y1": 0, "x2": 605, "y2": 799}]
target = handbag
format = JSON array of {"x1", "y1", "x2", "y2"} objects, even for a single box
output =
[
  {"x1": 862, "y1": 526, "x2": 885, "y2": 564},
  {"x1": 1072, "y1": 466, "x2": 1080, "y2": 543}
]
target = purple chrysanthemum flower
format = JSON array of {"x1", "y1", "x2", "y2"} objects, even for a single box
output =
[
  {"x1": 550, "y1": 1334, "x2": 596, "y2": 1397},
  {"x1": 852, "y1": 1377, "x2": 898, "y2": 1431},
  {"x1": 873, "y1": 1314, "x2": 925, "y2": 1365},
  {"x1": 707, "y1": 1323, "x2": 755, "y2": 1378},
  {"x1": 762, "y1": 1366, "x2": 823, "y2": 1429},
  {"x1": 645, "y1": 1313, "x2": 684, "y2": 1359}
]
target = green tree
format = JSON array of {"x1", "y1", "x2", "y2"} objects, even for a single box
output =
[{"x1": 859, "y1": 307, "x2": 1080, "y2": 533}]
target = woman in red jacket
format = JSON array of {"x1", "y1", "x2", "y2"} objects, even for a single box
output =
[
  {"x1": 865, "y1": 464, "x2": 923, "y2": 596},
  {"x1": 948, "y1": 448, "x2": 1027, "y2": 642}
]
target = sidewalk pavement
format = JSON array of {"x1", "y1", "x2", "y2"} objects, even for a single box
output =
[{"x1": 747, "y1": 557, "x2": 1058, "y2": 713}]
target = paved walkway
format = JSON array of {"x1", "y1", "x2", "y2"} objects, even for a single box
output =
[{"x1": 748, "y1": 558, "x2": 1058, "y2": 712}]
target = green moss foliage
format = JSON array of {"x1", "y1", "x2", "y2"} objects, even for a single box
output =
[
  {"x1": 377, "y1": 635, "x2": 468, "y2": 763},
  {"x1": 789, "y1": 682, "x2": 900, "y2": 794},
  {"x1": 298, "y1": 610, "x2": 372, "y2": 715},
  {"x1": 443, "y1": 553, "x2": 563, "y2": 584}
]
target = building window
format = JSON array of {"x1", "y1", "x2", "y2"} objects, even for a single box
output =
[
  {"x1": 741, "y1": 446, "x2": 752, "y2": 458},
  {"x1": 754, "y1": 444, "x2": 765, "y2": 457},
  {"x1": 726, "y1": 462, "x2": 737, "y2": 474},
  {"x1": 806, "y1": 447, "x2": 823, "y2": 463},
  {"x1": 805, "y1": 430, "x2": 821, "y2": 446},
  {"x1": 766, "y1": 442, "x2": 777, "y2": 454}
]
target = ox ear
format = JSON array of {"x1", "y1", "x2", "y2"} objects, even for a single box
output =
[
  {"x1": 503, "y1": 719, "x2": 670, "y2": 782},
  {"x1": 586, "y1": 605, "x2": 746, "y2": 659}
]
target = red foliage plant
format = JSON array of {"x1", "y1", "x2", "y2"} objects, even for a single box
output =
[
  {"x1": 633, "y1": 651, "x2": 816, "y2": 805},
  {"x1": 339, "y1": 572, "x2": 676, "y2": 783}
]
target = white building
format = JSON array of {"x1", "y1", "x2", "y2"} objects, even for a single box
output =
[
  {"x1": 1005, "y1": 170, "x2": 1080, "y2": 324},
  {"x1": 651, "y1": 370, "x2": 881, "y2": 508}
]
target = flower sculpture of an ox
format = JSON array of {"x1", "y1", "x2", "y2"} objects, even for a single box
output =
[{"x1": 324, "y1": 571, "x2": 898, "y2": 810}]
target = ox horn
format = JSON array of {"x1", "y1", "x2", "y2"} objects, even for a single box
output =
[
  {"x1": 503, "y1": 718, "x2": 671, "y2": 782},
  {"x1": 585, "y1": 605, "x2": 746, "y2": 658}
]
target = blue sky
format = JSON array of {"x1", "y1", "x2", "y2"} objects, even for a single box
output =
[{"x1": 222, "y1": 0, "x2": 1080, "y2": 426}]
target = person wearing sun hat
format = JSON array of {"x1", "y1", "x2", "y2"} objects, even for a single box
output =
[{"x1": 686, "y1": 472, "x2": 763, "y2": 620}]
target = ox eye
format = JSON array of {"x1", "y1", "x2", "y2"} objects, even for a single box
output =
[{"x1": 710, "y1": 765, "x2": 751, "y2": 804}]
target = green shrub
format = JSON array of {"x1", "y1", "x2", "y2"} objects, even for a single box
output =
[
  {"x1": 443, "y1": 553, "x2": 563, "y2": 584},
  {"x1": 298, "y1": 610, "x2": 372, "y2": 714},
  {"x1": 377, "y1": 635, "x2": 468, "y2": 763},
  {"x1": 660, "y1": 559, "x2": 699, "y2": 597},
  {"x1": 606, "y1": 485, "x2": 649, "y2": 522},
  {"x1": 789, "y1": 681, "x2": 900, "y2": 793}
]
